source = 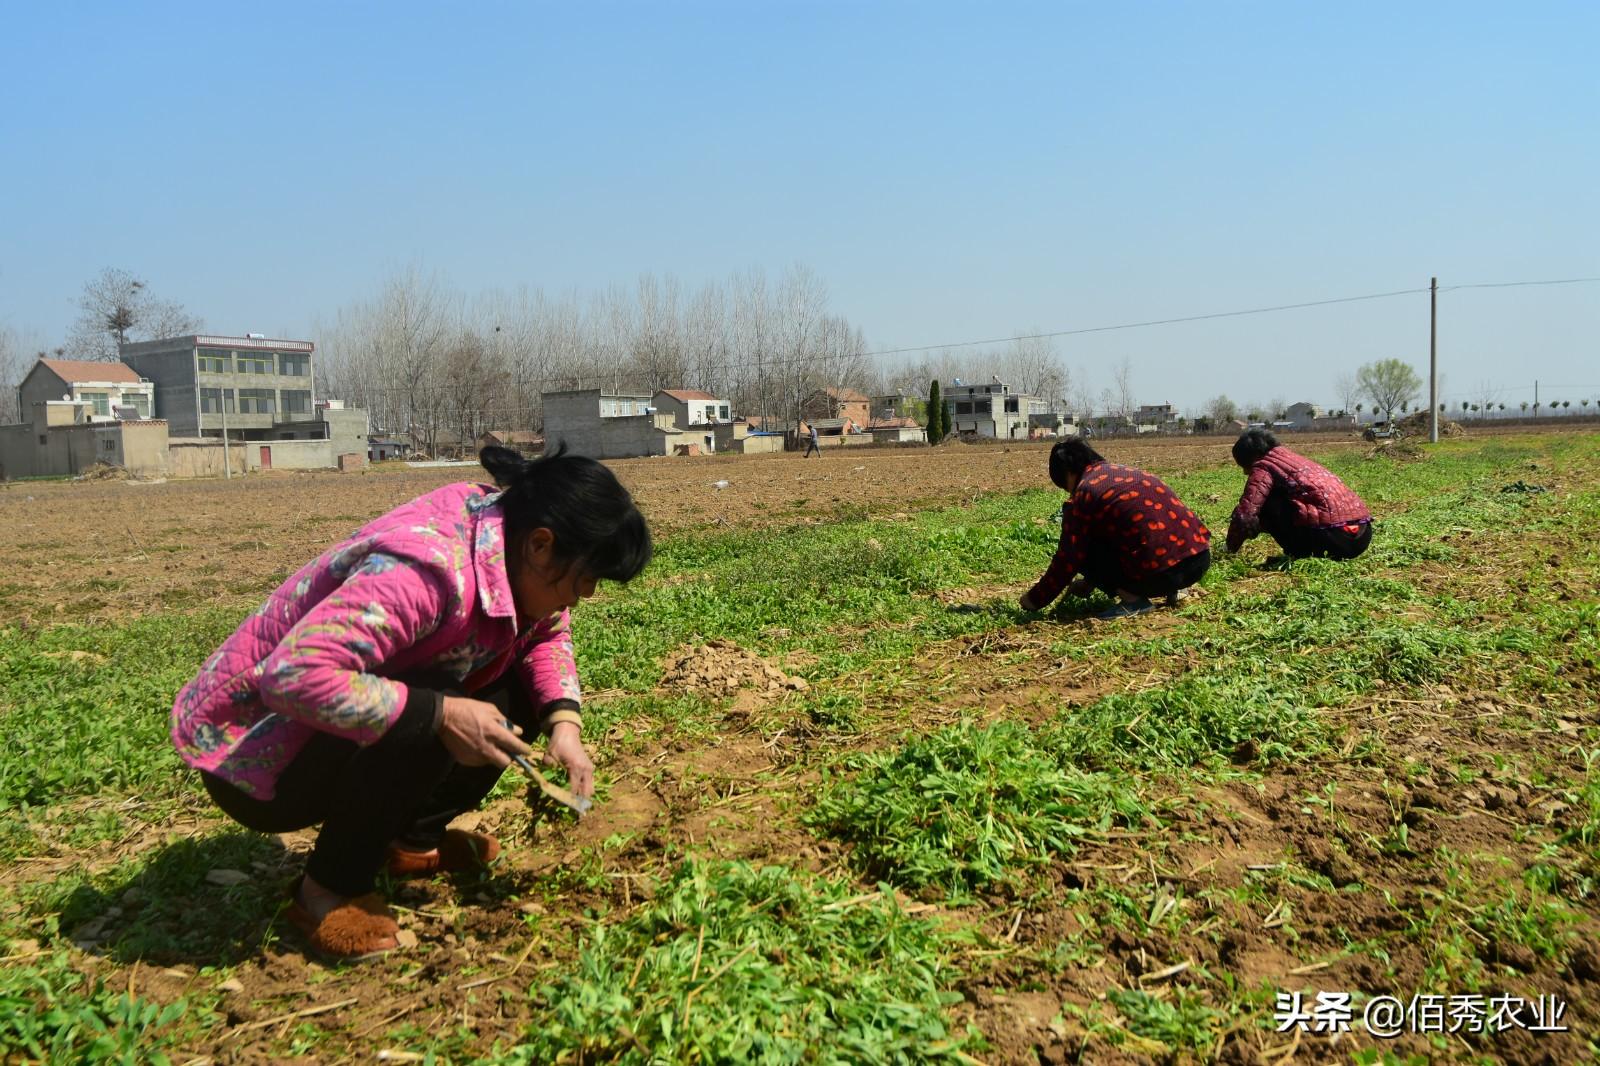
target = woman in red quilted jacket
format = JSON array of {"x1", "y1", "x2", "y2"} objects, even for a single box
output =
[{"x1": 1225, "y1": 429, "x2": 1372, "y2": 560}]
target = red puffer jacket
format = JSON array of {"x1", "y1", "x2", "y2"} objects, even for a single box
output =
[{"x1": 1226, "y1": 447, "x2": 1370, "y2": 551}]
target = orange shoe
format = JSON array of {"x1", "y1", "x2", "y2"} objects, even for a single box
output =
[
  {"x1": 386, "y1": 829, "x2": 501, "y2": 878},
  {"x1": 286, "y1": 891, "x2": 399, "y2": 960}
]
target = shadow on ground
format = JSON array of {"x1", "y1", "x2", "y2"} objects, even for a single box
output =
[{"x1": 54, "y1": 830, "x2": 292, "y2": 967}]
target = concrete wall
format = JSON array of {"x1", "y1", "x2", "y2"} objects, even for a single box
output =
[
  {"x1": 871, "y1": 426, "x2": 927, "y2": 444},
  {"x1": 168, "y1": 439, "x2": 247, "y2": 478},
  {"x1": 652, "y1": 393, "x2": 690, "y2": 428},
  {"x1": 93, "y1": 421, "x2": 168, "y2": 477},
  {"x1": 47, "y1": 422, "x2": 167, "y2": 477},
  {"x1": 946, "y1": 386, "x2": 1036, "y2": 439},
  {"x1": 0, "y1": 424, "x2": 38, "y2": 479},
  {"x1": 323, "y1": 408, "x2": 369, "y2": 453},
  {"x1": 0, "y1": 408, "x2": 169, "y2": 479},
  {"x1": 17, "y1": 365, "x2": 62, "y2": 416},
  {"x1": 542, "y1": 391, "x2": 602, "y2": 455},
  {"x1": 597, "y1": 415, "x2": 677, "y2": 458},
  {"x1": 242, "y1": 438, "x2": 370, "y2": 472},
  {"x1": 246, "y1": 439, "x2": 335, "y2": 471},
  {"x1": 729, "y1": 433, "x2": 785, "y2": 455},
  {"x1": 121, "y1": 347, "x2": 203, "y2": 437},
  {"x1": 545, "y1": 391, "x2": 680, "y2": 458}
]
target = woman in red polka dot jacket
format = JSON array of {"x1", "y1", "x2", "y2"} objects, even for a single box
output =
[{"x1": 1019, "y1": 438, "x2": 1212, "y2": 620}]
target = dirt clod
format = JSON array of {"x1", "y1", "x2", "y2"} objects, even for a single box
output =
[{"x1": 659, "y1": 639, "x2": 809, "y2": 701}]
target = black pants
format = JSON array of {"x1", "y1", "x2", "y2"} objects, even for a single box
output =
[
  {"x1": 1081, "y1": 544, "x2": 1211, "y2": 599},
  {"x1": 1259, "y1": 492, "x2": 1373, "y2": 560},
  {"x1": 804, "y1": 439, "x2": 820, "y2": 457},
  {"x1": 202, "y1": 672, "x2": 534, "y2": 898}
]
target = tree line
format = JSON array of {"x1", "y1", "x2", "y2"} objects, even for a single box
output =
[{"x1": 15, "y1": 267, "x2": 1580, "y2": 446}]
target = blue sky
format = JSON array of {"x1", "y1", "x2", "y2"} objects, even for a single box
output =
[{"x1": 2, "y1": 1, "x2": 1596, "y2": 410}]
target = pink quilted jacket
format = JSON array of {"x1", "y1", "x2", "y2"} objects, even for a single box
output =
[{"x1": 170, "y1": 483, "x2": 581, "y2": 798}]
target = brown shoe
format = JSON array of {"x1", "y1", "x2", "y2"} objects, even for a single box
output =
[
  {"x1": 285, "y1": 891, "x2": 399, "y2": 960},
  {"x1": 386, "y1": 829, "x2": 501, "y2": 878}
]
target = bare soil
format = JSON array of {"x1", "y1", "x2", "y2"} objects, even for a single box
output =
[
  {"x1": 5, "y1": 427, "x2": 1593, "y2": 1065},
  {"x1": 0, "y1": 433, "x2": 1368, "y2": 622}
]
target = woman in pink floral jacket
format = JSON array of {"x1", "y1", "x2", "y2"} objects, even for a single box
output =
[{"x1": 171, "y1": 445, "x2": 650, "y2": 958}]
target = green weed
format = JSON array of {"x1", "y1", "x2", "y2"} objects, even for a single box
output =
[
  {"x1": 0, "y1": 949, "x2": 213, "y2": 1064},
  {"x1": 510, "y1": 859, "x2": 972, "y2": 1063},
  {"x1": 806, "y1": 720, "x2": 1145, "y2": 896},
  {"x1": 1106, "y1": 986, "x2": 1222, "y2": 1053}
]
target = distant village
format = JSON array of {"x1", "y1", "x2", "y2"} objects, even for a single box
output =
[{"x1": 0, "y1": 330, "x2": 1496, "y2": 481}]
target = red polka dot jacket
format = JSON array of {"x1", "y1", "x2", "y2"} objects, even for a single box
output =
[{"x1": 1027, "y1": 462, "x2": 1211, "y2": 606}]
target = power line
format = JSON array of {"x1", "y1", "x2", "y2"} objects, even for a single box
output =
[
  {"x1": 1440, "y1": 276, "x2": 1600, "y2": 293},
  {"x1": 863, "y1": 287, "x2": 1431, "y2": 357},
  {"x1": 865, "y1": 275, "x2": 1600, "y2": 358}
]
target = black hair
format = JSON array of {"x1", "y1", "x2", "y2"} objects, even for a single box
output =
[
  {"x1": 479, "y1": 443, "x2": 652, "y2": 583},
  {"x1": 1047, "y1": 437, "x2": 1106, "y2": 490},
  {"x1": 1231, "y1": 428, "x2": 1279, "y2": 468}
]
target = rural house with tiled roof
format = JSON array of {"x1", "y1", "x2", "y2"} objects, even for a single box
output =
[
  {"x1": 652, "y1": 389, "x2": 730, "y2": 430},
  {"x1": 18, "y1": 358, "x2": 153, "y2": 421},
  {"x1": 800, "y1": 386, "x2": 871, "y2": 428}
]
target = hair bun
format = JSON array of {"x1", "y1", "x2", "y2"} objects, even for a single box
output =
[{"x1": 478, "y1": 445, "x2": 529, "y2": 488}]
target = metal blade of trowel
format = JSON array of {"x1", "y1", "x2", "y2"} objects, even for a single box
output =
[{"x1": 511, "y1": 752, "x2": 593, "y2": 816}]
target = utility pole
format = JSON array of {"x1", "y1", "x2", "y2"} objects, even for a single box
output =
[
  {"x1": 221, "y1": 389, "x2": 232, "y2": 479},
  {"x1": 1428, "y1": 276, "x2": 1439, "y2": 444}
]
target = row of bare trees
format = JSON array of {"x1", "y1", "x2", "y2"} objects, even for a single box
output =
[
  {"x1": 10, "y1": 264, "x2": 1095, "y2": 447},
  {"x1": 316, "y1": 265, "x2": 882, "y2": 453}
]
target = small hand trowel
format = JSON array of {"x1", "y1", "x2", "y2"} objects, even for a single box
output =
[{"x1": 510, "y1": 752, "x2": 593, "y2": 816}]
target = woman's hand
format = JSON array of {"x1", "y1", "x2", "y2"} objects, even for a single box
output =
[
  {"x1": 438, "y1": 697, "x2": 532, "y2": 768},
  {"x1": 544, "y1": 721, "x2": 595, "y2": 798}
]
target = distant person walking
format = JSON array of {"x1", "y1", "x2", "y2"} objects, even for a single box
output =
[
  {"x1": 1225, "y1": 429, "x2": 1372, "y2": 560},
  {"x1": 1019, "y1": 438, "x2": 1211, "y2": 619},
  {"x1": 804, "y1": 422, "x2": 822, "y2": 458}
]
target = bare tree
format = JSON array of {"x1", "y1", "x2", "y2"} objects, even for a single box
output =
[
  {"x1": 684, "y1": 281, "x2": 731, "y2": 398},
  {"x1": 320, "y1": 266, "x2": 459, "y2": 449},
  {"x1": 440, "y1": 327, "x2": 508, "y2": 448},
  {"x1": 1471, "y1": 380, "x2": 1502, "y2": 420},
  {"x1": 773, "y1": 264, "x2": 829, "y2": 426},
  {"x1": 996, "y1": 333, "x2": 1067, "y2": 403},
  {"x1": 1333, "y1": 372, "x2": 1361, "y2": 417},
  {"x1": 67, "y1": 268, "x2": 204, "y2": 359},
  {"x1": 629, "y1": 272, "x2": 685, "y2": 392},
  {"x1": 1111, "y1": 357, "x2": 1135, "y2": 420},
  {"x1": 730, "y1": 267, "x2": 773, "y2": 422},
  {"x1": 1065, "y1": 369, "x2": 1095, "y2": 423},
  {"x1": 0, "y1": 324, "x2": 26, "y2": 424}
]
